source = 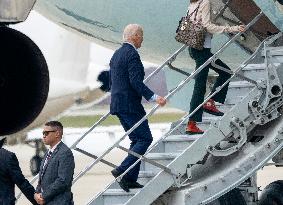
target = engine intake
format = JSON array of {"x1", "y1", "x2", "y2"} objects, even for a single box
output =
[{"x1": 0, "y1": 26, "x2": 49, "y2": 136}]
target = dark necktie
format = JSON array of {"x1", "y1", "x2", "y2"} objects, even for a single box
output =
[
  {"x1": 43, "y1": 151, "x2": 52, "y2": 169},
  {"x1": 46, "y1": 151, "x2": 52, "y2": 160},
  {"x1": 40, "y1": 151, "x2": 52, "y2": 182}
]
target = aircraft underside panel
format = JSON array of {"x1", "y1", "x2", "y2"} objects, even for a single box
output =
[{"x1": 0, "y1": 0, "x2": 35, "y2": 22}]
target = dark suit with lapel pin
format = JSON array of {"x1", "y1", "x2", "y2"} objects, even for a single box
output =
[
  {"x1": 36, "y1": 142, "x2": 75, "y2": 205},
  {"x1": 110, "y1": 43, "x2": 154, "y2": 183}
]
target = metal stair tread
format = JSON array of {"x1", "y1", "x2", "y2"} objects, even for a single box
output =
[
  {"x1": 262, "y1": 46, "x2": 283, "y2": 56},
  {"x1": 192, "y1": 116, "x2": 220, "y2": 124},
  {"x1": 138, "y1": 171, "x2": 156, "y2": 178},
  {"x1": 241, "y1": 63, "x2": 278, "y2": 70},
  {"x1": 229, "y1": 81, "x2": 254, "y2": 88},
  {"x1": 224, "y1": 96, "x2": 243, "y2": 105},
  {"x1": 145, "y1": 152, "x2": 180, "y2": 160},
  {"x1": 103, "y1": 189, "x2": 139, "y2": 196},
  {"x1": 241, "y1": 63, "x2": 265, "y2": 70},
  {"x1": 164, "y1": 135, "x2": 201, "y2": 142},
  {"x1": 171, "y1": 116, "x2": 220, "y2": 127},
  {"x1": 202, "y1": 116, "x2": 221, "y2": 122}
]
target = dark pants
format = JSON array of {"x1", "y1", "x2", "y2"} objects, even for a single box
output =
[
  {"x1": 115, "y1": 112, "x2": 153, "y2": 182},
  {"x1": 189, "y1": 47, "x2": 232, "y2": 122}
]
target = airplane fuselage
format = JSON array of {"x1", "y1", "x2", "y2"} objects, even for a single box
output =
[{"x1": 34, "y1": 0, "x2": 283, "y2": 68}]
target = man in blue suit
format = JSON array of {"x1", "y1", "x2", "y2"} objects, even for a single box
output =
[
  {"x1": 110, "y1": 24, "x2": 166, "y2": 192},
  {"x1": 0, "y1": 137, "x2": 38, "y2": 205}
]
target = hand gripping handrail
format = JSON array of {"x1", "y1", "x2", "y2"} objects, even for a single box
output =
[{"x1": 85, "y1": 11, "x2": 265, "y2": 203}]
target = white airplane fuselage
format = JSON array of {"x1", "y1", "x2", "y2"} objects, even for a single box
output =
[{"x1": 34, "y1": 0, "x2": 283, "y2": 67}]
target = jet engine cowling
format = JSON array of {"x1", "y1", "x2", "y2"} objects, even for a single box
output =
[{"x1": 0, "y1": 26, "x2": 49, "y2": 136}]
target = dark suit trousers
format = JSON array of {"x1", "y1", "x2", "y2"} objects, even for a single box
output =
[
  {"x1": 189, "y1": 47, "x2": 231, "y2": 122},
  {"x1": 116, "y1": 112, "x2": 153, "y2": 182}
]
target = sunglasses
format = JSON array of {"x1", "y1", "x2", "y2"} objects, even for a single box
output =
[{"x1": 42, "y1": 130, "x2": 57, "y2": 136}]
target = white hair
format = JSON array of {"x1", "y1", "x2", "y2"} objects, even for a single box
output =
[{"x1": 123, "y1": 24, "x2": 143, "y2": 42}]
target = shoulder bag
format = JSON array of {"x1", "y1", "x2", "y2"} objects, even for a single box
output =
[{"x1": 175, "y1": 0, "x2": 206, "y2": 50}]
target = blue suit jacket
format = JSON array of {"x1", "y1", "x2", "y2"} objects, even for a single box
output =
[
  {"x1": 0, "y1": 148, "x2": 37, "y2": 205},
  {"x1": 110, "y1": 43, "x2": 154, "y2": 115},
  {"x1": 36, "y1": 142, "x2": 74, "y2": 205}
]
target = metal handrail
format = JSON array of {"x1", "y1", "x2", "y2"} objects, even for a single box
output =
[
  {"x1": 97, "y1": 11, "x2": 267, "y2": 184},
  {"x1": 72, "y1": 46, "x2": 188, "y2": 184},
  {"x1": 15, "y1": 45, "x2": 187, "y2": 202},
  {"x1": 117, "y1": 145, "x2": 178, "y2": 176},
  {"x1": 87, "y1": 34, "x2": 275, "y2": 204},
  {"x1": 88, "y1": 27, "x2": 283, "y2": 205},
  {"x1": 85, "y1": 11, "x2": 266, "y2": 203},
  {"x1": 70, "y1": 44, "x2": 187, "y2": 150}
]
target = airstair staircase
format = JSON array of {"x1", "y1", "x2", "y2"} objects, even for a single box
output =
[
  {"x1": 16, "y1": 7, "x2": 283, "y2": 205},
  {"x1": 81, "y1": 15, "x2": 283, "y2": 205},
  {"x1": 84, "y1": 34, "x2": 283, "y2": 205}
]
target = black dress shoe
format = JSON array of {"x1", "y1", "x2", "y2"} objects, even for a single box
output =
[
  {"x1": 111, "y1": 169, "x2": 130, "y2": 192},
  {"x1": 118, "y1": 179, "x2": 130, "y2": 192},
  {"x1": 111, "y1": 169, "x2": 120, "y2": 178},
  {"x1": 126, "y1": 181, "x2": 144, "y2": 189}
]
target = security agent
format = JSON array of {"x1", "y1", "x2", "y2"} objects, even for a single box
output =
[{"x1": 0, "y1": 136, "x2": 38, "y2": 205}]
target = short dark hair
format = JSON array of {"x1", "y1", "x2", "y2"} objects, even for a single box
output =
[
  {"x1": 45, "y1": 121, "x2": 63, "y2": 131},
  {"x1": 0, "y1": 138, "x2": 6, "y2": 148}
]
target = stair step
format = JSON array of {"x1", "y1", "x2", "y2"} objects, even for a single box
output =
[
  {"x1": 102, "y1": 189, "x2": 139, "y2": 205},
  {"x1": 241, "y1": 63, "x2": 266, "y2": 80},
  {"x1": 225, "y1": 95, "x2": 244, "y2": 105},
  {"x1": 170, "y1": 116, "x2": 219, "y2": 135},
  {"x1": 141, "y1": 152, "x2": 179, "y2": 172},
  {"x1": 261, "y1": 47, "x2": 283, "y2": 63},
  {"x1": 226, "y1": 81, "x2": 255, "y2": 100},
  {"x1": 262, "y1": 46, "x2": 283, "y2": 56},
  {"x1": 164, "y1": 134, "x2": 200, "y2": 142},
  {"x1": 162, "y1": 135, "x2": 199, "y2": 152},
  {"x1": 228, "y1": 80, "x2": 254, "y2": 88},
  {"x1": 242, "y1": 63, "x2": 265, "y2": 70},
  {"x1": 203, "y1": 104, "x2": 233, "y2": 118},
  {"x1": 151, "y1": 134, "x2": 202, "y2": 153},
  {"x1": 110, "y1": 171, "x2": 156, "y2": 189}
]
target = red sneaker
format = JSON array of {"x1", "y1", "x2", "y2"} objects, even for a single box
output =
[
  {"x1": 185, "y1": 121, "x2": 204, "y2": 135},
  {"x1": 203, "y1": 99, "x2": 224, "y2": 116}
]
